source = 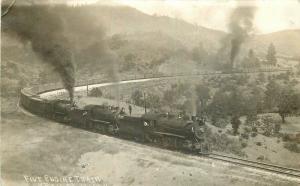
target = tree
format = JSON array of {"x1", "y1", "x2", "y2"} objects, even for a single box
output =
[
  {"x1": 243, "y1": 49, "x2": 260, "y2": 68},
  {"x1": 277, "y1": 86, "x2": 299, "y2": 123},
  {"x1": 257, "y1": 72, "x2": 266, "y2": 83},
  {"x1": 226, "y1": 87, "x2": 246, "y2": 135},
  {"x1": 131, "y1": 90, "x2": 143, "y2": 106},
  {"x1": 163, "y1": 89, "x2": 176, "y2": 105},
  {"x1": 122, "y1": 53, "x2": 136, "y2": 71},
  {"x1": 227, "y1": 87, "x2": 245, "y2": 116},
  {"x1": 243, "y1": 85, "x2": 265, "y2": 125},
  {"x1": 88, "y1": 87, "x2": 103, "y2": 97},
  {"x1": 264, "y1": 80, "x2": 299, "y2": 123},
  {"x1": 296, "y1": 63, "x2": 300, "y2": 75},
  {"x1": 207, "y1": 90, "x2": 230, "y2": 124},
  {"x1": 191, "y1": 42, "x2": 208, "y2": 65},
  {"x1": 146, "y1": 93, "x2": 161, "y2": 110},
  {"x1": 264, "y1": 80, "x2": 280, "y2": 111},
  {"x1": 195, "y1": 84, "x2": 210, "y2": 115},
  {"x1": 231, "y1": 115, "x2": 241, "y2": 135},
  {"x1": 266, "y1": 43, "x2": 277, "y2": 66},
  {"x1": 109, "y1": 34, "x2": 127, "y2": 50}
]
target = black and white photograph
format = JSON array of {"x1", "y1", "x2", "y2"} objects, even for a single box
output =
[{"x1": 1, "y1": 0, "x2": 300, "y2": 185}]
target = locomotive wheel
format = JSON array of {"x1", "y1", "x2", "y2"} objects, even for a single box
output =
[
  {"x1": 165, "y1": 137, "x2": 178, "y2": 149},
  {"x1": 153, "y1": 136, "x2": 163, "y2": 146},
  {"x1": 176, "y1": 139, "x2": 184, "y2": 150},
  {"x1": 102, "y1": 125, "x2": 108, "y2": 134},
  {"x1": 95, "y1": 124, "x2": 107, "y2": 134},
  {"x1": 87, "y1": 122, "x2": 94, "y2": 130},
  {"x1": 107, "y1": 125, "x2": 115, "y2": 135},
  {"x1": 173, "y1": 138, "x2": 178, "y2": 149},
  {"x1": 144, "y1": 134, "x2": 153, "y2": 143},
  {"x1": 81, "y1": 121, "x2": 87, "y2": 129},
  {"x1": 162, "y1": 137, "x2": 172, "y2": 148}
]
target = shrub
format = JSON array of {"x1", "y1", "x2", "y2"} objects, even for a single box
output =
[
  {"x1": 88, "y1": 87, "x2": 103, "y2": 97},
  {"x1": 282, "y1": 133, "x2": 290, "y2": 142},
  {"x1": 241, "y1": 133, "x2": 249, "y2": 139},
  {"x1": 244, "y1": 126, "x2": 252, "y2": 133},
  {"x1": 257, "y1": 155, "x2": 265, "y2": 161},
  {"x1": 274, "y1": 123, "x2": 281, "y2": 134},
  {"x1": 283, "y1": 142, "x2": 300, "y2": 153},
  {"x1": 212, "y1": 118, "x2": 229, "y2": 128},
  {"x1": 252, "y1": 126, "x2": 258, "y2": 132},
  {"x1": 204, "y1": 127, "x2": 244, "y2": 156},
  {"x1": 241, "y1": 142, "x2": 248, "y2": 148},
  {"x1": 252, "y1": 116, "x2": 281, "y2": 137},
  {"x1": 251, "y1": 132, "x2": 257, "y2": 138}
]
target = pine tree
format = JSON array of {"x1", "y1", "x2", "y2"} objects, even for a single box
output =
[
  {"x1": 266, "y1": 43, "x2": 277, "y2": 66},
  {"x1": 244, "y1": 49, "x2": 259, "y2": 68}
]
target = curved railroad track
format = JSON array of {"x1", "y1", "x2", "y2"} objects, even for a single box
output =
[
  {"x1": 20, "y1": 68, "x2": 299, "y2": 180},
  {"x1": 205, "y1": 153, "x2": 300, "y2": 178}
]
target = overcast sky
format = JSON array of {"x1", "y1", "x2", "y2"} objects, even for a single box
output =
[
  {"x1": 7, "y1": 0, "x2": 300, "y2": 34},
  {"x1": 97, "y1": 0, "x2": 300, "y2": 34}
]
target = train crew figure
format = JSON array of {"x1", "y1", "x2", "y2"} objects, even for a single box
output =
[
  {"x1": 128, "y1": 105, "x2": 132, "y2": 116},
  {"x1": 82, "y1": 111, "x2": 88, "y2": 128},
  {"x1": 120, "y1": 107, "x2": 126, "y2": 115}
]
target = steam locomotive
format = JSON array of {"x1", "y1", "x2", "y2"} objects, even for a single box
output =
[{"x1": 20, "y1": 94, "x2": 208, "y2": 152}]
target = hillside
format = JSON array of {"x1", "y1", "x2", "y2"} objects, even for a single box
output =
[
  {"x1": 1, "y1": 4, "x2": 300, "y2": 97},
  {"x1": 245, "y1": 29, "x2": 300, "y2": 57},
  {"x1": 94, "y1": 6, "x2": 225, "y2": 51},
  {"x1": 93, "y1": 6, "x2": 299, "y2": 57}
]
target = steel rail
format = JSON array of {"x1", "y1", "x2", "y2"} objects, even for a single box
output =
[{"x1": 207, "y1": 153, "x2": 300, "y2": 178}]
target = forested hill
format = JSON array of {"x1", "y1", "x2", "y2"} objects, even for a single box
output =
[
  {"x1": 1, "y1": 4, "x2": 299, "y2": 97},
  {"x1": 92, "y1": 5, "x2": 225, "y2": 51},
  {"x1": 245, "y1": 29, "x2": 300, "y2": 58},
  {"x1": 95, "y1": 6, "x2": 299, "y2": 57}
]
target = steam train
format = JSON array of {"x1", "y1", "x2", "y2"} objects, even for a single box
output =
[{"x1": 20, "y1": 92, "x2": 208, "y2": 152}]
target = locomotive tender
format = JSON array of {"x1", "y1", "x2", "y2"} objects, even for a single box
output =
[{"x1": 20, "y1": 89, "x2": 208, "y2": 152}]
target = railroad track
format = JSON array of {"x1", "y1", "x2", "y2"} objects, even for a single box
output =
[{"x1": 206, "y1": 153, "x2": 300, "y2": 178}]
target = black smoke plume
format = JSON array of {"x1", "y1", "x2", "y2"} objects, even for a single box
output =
[
  {"x1": 228, "y1": 6, "x2": 256, "y2": 68},
  {"x1": 2, "y1": 5, "x2": 75, "y2": 101}
]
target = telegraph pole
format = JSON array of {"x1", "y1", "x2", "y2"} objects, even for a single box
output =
[
  {"x1": 86, "y1": 80, "x2": 89, "y2": 96},
  {"x1": 143, "y1": 92, "x2": 147, "y2": 114}
]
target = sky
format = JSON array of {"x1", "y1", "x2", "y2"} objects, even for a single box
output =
[
  {"x1": 7, "y1": 0, "x2": 300, "y2": 34},
  {"x1": 98, "y1": 0, "x2": 300, "y2": 34}
]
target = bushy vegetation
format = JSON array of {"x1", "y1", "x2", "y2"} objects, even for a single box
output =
[
  {"x1": 88, "y1": 87, "x2": 103, "y2": 97},
  {"x1": 284, "y1": 142, "x2": 300, "y2": 153},
  {"x1": 204, "y1": 127, "x2": 245, "y2": 156},
  {"x1": 128, "y1": 71, "x2": 300, "y2": 136}
]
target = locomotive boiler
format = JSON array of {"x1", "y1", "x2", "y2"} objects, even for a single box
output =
[{"x1": 141, "y1": 113, "x2": 206, "y2": 151}]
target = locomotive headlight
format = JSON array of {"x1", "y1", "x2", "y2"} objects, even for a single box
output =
[{"x1": 144, "y1": 121, "x2": 149, "y2": 127}]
